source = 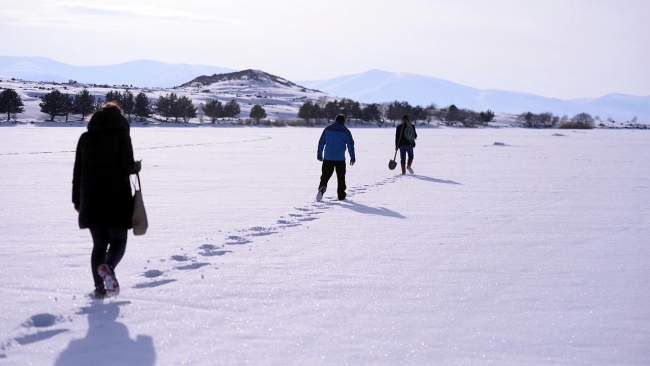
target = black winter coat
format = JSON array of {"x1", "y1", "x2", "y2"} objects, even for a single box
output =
[
  {"x1": 72, "y1": 108, "x2": 136, "y2": 229},
  {"x1": 395, "y1": 122, "x2": 417, "y2": 147}
]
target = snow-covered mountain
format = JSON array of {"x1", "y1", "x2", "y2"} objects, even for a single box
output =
[
  {"x1": 299, "y1": 70, "x2": 650, "y2": 122},
  {"x1": 0, "y1": 56, "x2": 235, "y2": 88}
]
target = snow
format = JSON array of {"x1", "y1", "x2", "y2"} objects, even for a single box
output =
[{"x1": 0, "y1": 126, "x2": 649, "y2": 365}]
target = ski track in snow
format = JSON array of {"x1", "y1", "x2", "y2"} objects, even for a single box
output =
[{"x1": 0, "y1": 173, "x2": 408, "y2": 357}]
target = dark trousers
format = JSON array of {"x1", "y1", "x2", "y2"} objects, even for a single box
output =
[
  {"x1": 89, "y1": 227, "x2": 128, "y2": 289},
  {"x1": 319, "y1": 160, "x2": 347, "y2": 199},
  {"x1": 399, "y1": 146, "x2": 414, "y2": 166}
]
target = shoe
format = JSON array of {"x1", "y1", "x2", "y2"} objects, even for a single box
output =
[
  {"x1": 338, "y1": 192, "x2": 346, "y2": 200},
  {"x1": 407, "y1": 166, "x2": 414, "y2": 174},
  {"x1": 98, "y1": 264, "x2": 120, "y2": 296},
  {"x1": 90, "y1": 286, "x2": 108, "y2": 299},
  {"x1": 401, "y1": 165, "x2": 406, "y2": 175},
  {"x1": 316, "y1": 186, "x2": 326, "y2": 202}
]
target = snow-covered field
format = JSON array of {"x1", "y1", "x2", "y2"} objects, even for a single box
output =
[{"x1": 0, "y1": 125, "x2": 648, "y2": 365}]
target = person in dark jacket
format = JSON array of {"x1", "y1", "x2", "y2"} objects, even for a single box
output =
[
  {"x1": 395, "y1": 115, "x2": 417, "y2": 175},
  {"x1": 316, "y1": 114, "x2": 356, "y2": 201},
  {"x1": 72, "y1": 102, "x2": 140, "y2": 298}
]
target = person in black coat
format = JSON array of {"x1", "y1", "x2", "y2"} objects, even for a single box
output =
[
  {"x1": 72, "y1": 102, "x2": 140, "y2": 297},
  {"x1": 395, "y1": 115, "x2": 417, "y2": 175}
]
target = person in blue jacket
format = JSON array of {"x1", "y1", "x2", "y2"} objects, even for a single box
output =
[{"x1": 316, "y1": 114, "x2": 356, "y2": 201}]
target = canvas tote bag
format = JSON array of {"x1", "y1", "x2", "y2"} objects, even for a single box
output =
[{"x1": 132, "y1": 173, "x2": 148, "y2": 236}]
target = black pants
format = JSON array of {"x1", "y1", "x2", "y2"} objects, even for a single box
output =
[
  {"x1": 89, "y1": 227, "x2": 128, "y2": 289},
  {"x1": 319, "y1": 160, "x2": 347, "y2": 199}
]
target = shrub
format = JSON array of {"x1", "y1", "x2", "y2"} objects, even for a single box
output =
[{"x1": 559, "y1": 122, "x2": 593, "y2": 129}]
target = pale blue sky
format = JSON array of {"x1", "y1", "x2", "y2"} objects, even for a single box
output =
[{"x1": 1, "y1": 0, "x2": 648, "y2": 99}]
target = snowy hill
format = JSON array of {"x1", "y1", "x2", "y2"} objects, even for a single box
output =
[
  {"x1": 0, "y1": 69, "x2": 330, "y2": 121},
  {"x1": 0, "y1": 56, "x2": 235, "y2": 88},
  {"x1": 182, "y1": 69, "x2": 320, "y2": 93},
  {"x1": 299, "y1": 70, "x2": 650, "y2": 122}
]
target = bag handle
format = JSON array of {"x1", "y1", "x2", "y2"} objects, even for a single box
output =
[{"x1": 131, "y1": 172, "x2": 142, "y2": 192}]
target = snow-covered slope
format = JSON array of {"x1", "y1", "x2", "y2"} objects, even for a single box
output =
[
  {"x1": 0, "y1": 56, "x2": 235, "y2": 88},
  {"x1": 299, "y1": 70, "x2": 650, "y2": 122}
]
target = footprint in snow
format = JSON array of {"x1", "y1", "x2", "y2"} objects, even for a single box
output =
[
  {"x1": 12, "y1": 314, "x2": 69, "y2": 346},
  {"x1": 298, "y1": 217, "x2": 318, "y2": 222},
  {"x1": 198, "y1": 244, "x2": 232, "y2": 257},
  {"x1": 133, "y1": 279, "x2": 177, "y2": 289},
  {"x1": 248, "y1": 226, "x2": 277, "y2": 236},
  {"x1": 225, "y1": 236, "x2": 252, "y2": 245},
  {"x1": 143, "y1": 270, "x2": 164, "y2": 278},
  {"x1": 171, "y1": 255, "x2": 191, "y2": 262},
  {"x1": 175, "y1": 263, "x2": 210, "y2": 270}
]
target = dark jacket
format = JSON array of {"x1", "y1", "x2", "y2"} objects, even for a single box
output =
[
  {"x1": 72, "y1": 108, "x2": 136, "y2": 229},
  {"x1": 317, "y1": 121, "x2": 356, "y2": 162},
  {"x1": 395, "y1": 122, "x2": 417, "y2": 147}
]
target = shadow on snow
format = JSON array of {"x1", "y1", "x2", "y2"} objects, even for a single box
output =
[
  {"x1": 55, "y1": 301, "x2": 156, "y2": 366},
  {"x1": 335, "y1": 200, "x2": 406, "y2": 219}
]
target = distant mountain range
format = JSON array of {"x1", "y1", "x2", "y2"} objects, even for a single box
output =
[
  {"x1": 1, "y1": 56, "x2": 648, "y2": 122},
  {"x1": 298, "y1": 70, "x2": 650, "y2": 122},
  {"x1": 0, "y1": 56, "x2": 235, "y2": 88}
]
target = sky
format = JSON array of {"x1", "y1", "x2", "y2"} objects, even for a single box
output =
[{"x1": 1, "y1": 0, "x2": 649, "y2": 99}]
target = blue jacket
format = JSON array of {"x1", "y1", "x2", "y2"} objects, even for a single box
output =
[{"x1": 317, "y1": 121, "x2": 355, "y2": 162}]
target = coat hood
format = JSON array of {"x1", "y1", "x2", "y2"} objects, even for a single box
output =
[{"x1": 87, "y1": 108, "x2": 130, "y2": 132}]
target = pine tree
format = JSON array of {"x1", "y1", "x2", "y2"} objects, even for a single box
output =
[
  {"x1": 324, "y1": 100, "x2": 339, "y2": 122},
  {"x1": 361, "y1": 103, "x2": 381, "y2": 123},
  {"x1": 175, "y1": 96, "x2": 196, "y2": 123},
  {"x1": 134, "y1": 92, "x2": 151, "y2": 122},
  {"x1": 62, "y1": 93, "x2": 74, "y2": 122},
  {"x1": 121, "y1": 89, "x2": 135, "y2": 121},
  {"x1": 446, "y1": 104, "x2": 459, "y2": 125},
  {"x1": 249, "y1": 104, "x2": 267, "y2": 125},
  {"x1": 39, "y1": 89, "x2": 68, "y2": 121},
  {"x1": 105, "y1": 90, "x2": 122, "y2": 105},
  {"x1": 203, "y1": 99, "x2": 224, "y2": 123},
  {"x1": 155, "y1": 94, "x2": 176, "y2": 122},
  {"x1": 224, "y1": 99, "x2": 240, "y2": 120},
  {"x1": 479, "y1": 109, "x2": 495, "y2": 123},
  {"x1": 73, "y1": 89, "x2": 96, "y2": 121},
  {"x1": 298, "y1": 101, "x2": 313, "y2": 122},
  {"x1": 0, "y1": 88, "x2": 25, "y2": 121}
]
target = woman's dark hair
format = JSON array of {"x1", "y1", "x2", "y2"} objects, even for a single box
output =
[
  {"x1": 335, "y1": 114, "x2": 345, "y2": 123},
  {"x1": 402, "y1": 115, "x2": 410, "y2": 121}
]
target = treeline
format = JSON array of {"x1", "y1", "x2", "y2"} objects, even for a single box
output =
[
  {"x1": 297, "y1": 99, "x2": 496, "y2": 127},
  {"x1": 35, "y1": 88, "x2": 152, "y2": 122},
  {"x1": 1, "y1": 84, "x2": 638, "y2": 128},
  {"x1": 297, "y1": 98, "x2": 381, "y2": 123},
  {"x1": 516, "y1": 111, "x2": 601, "y2": 129},
  {"x1": 4, "y1": 87, "x2": 245, "y2": 123}
]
